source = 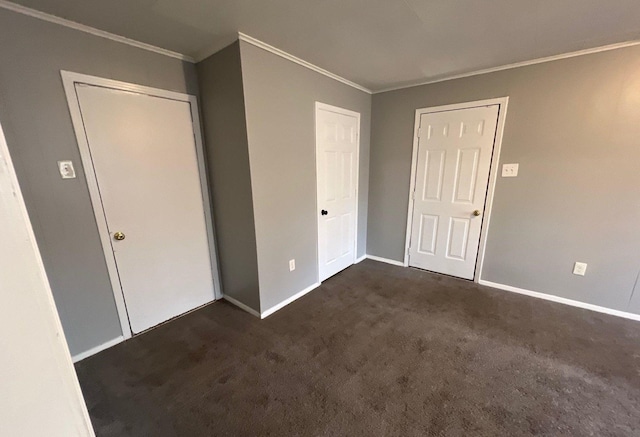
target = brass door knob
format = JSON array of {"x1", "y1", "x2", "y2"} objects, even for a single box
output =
[
  {"x1": 472, "y1": 210, "x2": 481, "y2": 217},
  {"x1": 113, "y1": 231, "x2": 126, "y2": 241}
]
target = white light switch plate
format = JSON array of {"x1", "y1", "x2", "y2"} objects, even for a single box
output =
[
  {"x1": 573, "y1": 262, "x2": 587, "y2": 276},
  {"x1": 57, "y1": 160, "x2": 76, "y2": 179},
  {"x1": 502, "y1": 163, "x2": 519, "y2": 177},
  {"x1": 289, "y1": 259, "x2": 295, "y2": 271}
]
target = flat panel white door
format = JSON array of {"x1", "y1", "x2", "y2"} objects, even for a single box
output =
[
  {"x1": 409, "y1": 105, "x2": 499, "y2": 279},
  {"x1": 76, "y1": 84, "x2": 215, "y2": 334},
  {"x1": 316, "y1": 106, "x2": 358, "y2": 281}
]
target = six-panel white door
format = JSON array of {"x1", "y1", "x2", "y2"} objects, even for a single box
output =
[
  {"x1": 408, "y1": 105, "x2": 499, "y2": 279},
  {"x1": 75, "y1": 84, "x2": 215, "y2": 334},
  {"x1": 316, "y1": 105, "x2": 359, "y2": 282}
]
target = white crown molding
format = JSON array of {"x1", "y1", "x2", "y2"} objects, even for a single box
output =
[
  {"x1": 374, "y1": 39, "x2": 640, "y2": 94},
  {"x1": 237, "y1": 32, "x2": 372, "y2": 94},
  {"x1": 0, "y1": 0, "x2": 194, "y2": 62}
]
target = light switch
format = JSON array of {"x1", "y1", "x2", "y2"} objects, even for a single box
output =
[
  {"x1": 502, "y1": 163, "x2": 519, "y2": 177},
  {"x1": 58, "y1": 160, "x2": 76, "y2": 179}
]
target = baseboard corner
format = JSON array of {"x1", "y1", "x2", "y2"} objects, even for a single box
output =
[
  {"x1": 365, "y1": 254, "x2": 405, "y2": 267},
  {"x1": 222, "y1": 294, "x2": 261, "y2": 318},
  {"x1": 72, "y1": 336, "x2": 124, "y2": 363},
  {"x1": 261, "y1": 282, "x2": 321, "y2": 319}
]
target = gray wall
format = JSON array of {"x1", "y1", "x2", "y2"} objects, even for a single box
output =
[
  {"x1": 0, "y1": 9, "x2": 199, "y2": 356},
  {"x1": 239, "y1": 41, "x2": 372, "y2": 311},
  {"x1": 197, "y1": 42, "x2": 261, "y2": 312},
  {"x1": 369, "y1": 45, "x2": 640, "y2": 314}
]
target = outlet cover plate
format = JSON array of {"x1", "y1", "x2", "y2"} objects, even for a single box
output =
[
  {"x1": 573, "y1": 262, "x2": 587, "y2": 276},
  {"x1": 502, "y1": 163, "x2": 519, "y2": 177},
  {"x1": 58, "y1": 160, "x2": 76, "y2": 179}
]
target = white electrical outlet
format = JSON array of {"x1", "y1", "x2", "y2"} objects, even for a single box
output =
[
  {"x1": 502, "y1": 163, "x2": 519, "y2": 177},
  {"x1": 573, "y1": 262, "x2": 587, "y2": 276},
  {"x1": 57, "y1": 160, "x2": 76, "y2": 179},
  {"x1": 289, "y1": 259, "x2": 295, "y2": 271}
]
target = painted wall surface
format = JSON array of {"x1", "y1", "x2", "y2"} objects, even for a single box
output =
[
  {"x1": 369, "y1": 45, "x2": 640, "y2": 313},
  {"x1": 197, "y1": 42, "x2": 261, "y2": 312},
  {"x1": 239, "y1": 41, "x2": 372, "y2": 311},
  {"x1": 0, "y1": 123, "x2": 93, "y2": 436},
  {"x1": 0, "y1": 9, "x2": 199, "y2": 356}
]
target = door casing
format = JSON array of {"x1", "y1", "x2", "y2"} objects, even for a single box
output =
[
  {"x1": 315, "y1": 102, "x2": 361, "y2": 282},
  {"x1": 61, "y1": 71, "x2": 222, "y2": 340},
  {"x1": 403, "y1": 97, "x2": 509, "y2": 282}
]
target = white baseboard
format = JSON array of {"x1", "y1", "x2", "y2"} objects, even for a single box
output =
[
  {"x1": 261, "y1": 282, "x2": 321, "y2": 319},
  {"x1": 479, "y1": 280, "x2": 640, "y2": 322},
  {"x1": 366, "y1": 254, "x2": 405, "y2": 267},
  {"x1": 223, "y1": 294, "x2": 261, "y2": 318},
  {"x1": 72, "y1": 336, "x2": 124, "y2": 363},
  {"x1": 355, "y1": 254, "x2": 367, "y2": 264}
]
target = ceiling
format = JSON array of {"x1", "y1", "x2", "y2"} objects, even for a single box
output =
[{"x1": 8, "y1": 0, "x2": 640, "y2": 91}]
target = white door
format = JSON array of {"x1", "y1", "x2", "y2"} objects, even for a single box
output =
[
  {"x1": 316, "y1": 104, "x2": 359, "y2": 282},
  {"x1": 75, "y1": 84, "x2": 215, "y2": 334},
  {"x1": 408, "y1": 105, "x2": 499, "y2": 279}
]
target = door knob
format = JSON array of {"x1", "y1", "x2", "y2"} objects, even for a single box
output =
[
  {"x1": 113, "y1": 231, "x2": 126, "y2": 241},
  {"x1": 321, "y1": 210, "x2": 328, "y2": 216},
  {"x1": 472, "y1": 210, "x2": 481, "y2": 217}
]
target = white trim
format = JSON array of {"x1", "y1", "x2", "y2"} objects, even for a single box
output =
[
  {"x1": 403, "y1": 98, "x2": 509, "y2": 283},
  {"x1": 315, "y1": 102, "x2": 361, "y2": 283},
  {"x1": 375, "y1": 39, "x2": 640, "y2": 94},
  {"x1": 238, "y1": 33, "x2": 372, "y2": 94},
  {"x1": 476, "y1": 99, "x2": 509, "y2": 282},
  {"x1": 0, "y1": 1, "x2": 193, "y2": 62},
  {"x1": 355, "y1": 254, "x2": 367, "y2": 264},
  {"x1": 0, "y1": 119, "x2": 95, "y2": 435},
  {"x1": 366, "y1": 255, "x2": 405, "y2": 267},
  {"x1": 261, "y1": 282, "x2": 321, "y2": 319},
  {"x1": 223, "y1": 295, "x2": 261, "y2": 318},
  {"x1": 479, "y1": 280, "x2": 640, "y2": 322},
  {"x1": 72, "y1": 336, "x2": 124, "y2": 363},
  {"x1": 189, "y1": 93, "x2": 224, "y2": 300},
  {"x1": 61, "y1": 71, "x2": 222, "y2": 340}
]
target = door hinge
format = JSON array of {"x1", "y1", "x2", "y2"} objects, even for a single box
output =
[
  {"x1": 411, "y1": 191, "x2": 416, "y2": 200},
  {"x1": 416, "y1": 127, "x2": 422, "y2": 138}
]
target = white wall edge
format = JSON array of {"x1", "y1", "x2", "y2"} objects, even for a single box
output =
[
  {"x1": 237, "y1": 32, "x2": 372, "y2": 94},
  {"x1": 1, "y1": 119, "x2": 95, "y2": 434},
  {"x1": 261, "y1": 282, "x2": 321, "y2": 319},
  {"x1": 374, "y1": 39, "x2": 640, "y2": 94},
  {"x1": 223, "y1": 295, "x2": 261, "y2": 318},
  {"x1": 72, "y1": 336, "x2": 124, "y2": 363},
  {"x1": 0, "y1": 0, "x2": 193, "y2": 62},
  {"x1": 366, "y1": 255, "x2": 405, "y2": 267},
  {"x1": 355, "y1": 255, "x2": 367, "y2": 264},
  {"x1": 479, "y1": 280, "x2": 640, "y2": 322}
]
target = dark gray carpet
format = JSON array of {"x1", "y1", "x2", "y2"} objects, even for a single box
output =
[{"x1": 75, "y1": 260, "x2": 640, "y2": 436}]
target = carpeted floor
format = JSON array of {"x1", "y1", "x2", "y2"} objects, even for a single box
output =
[{"x1": 75, "y1": 260, "x2": 640, "y2": 436}]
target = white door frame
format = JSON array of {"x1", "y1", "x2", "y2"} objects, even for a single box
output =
[
  {"x1": 314, "y1": 102, "x2": 361, "y2": 282},
  {"x1": 61, "y1": 71, "x2": 222, "y2": 340},
  {"x1": 403, "y1": 97, "x2": 509, "y2": 282}
]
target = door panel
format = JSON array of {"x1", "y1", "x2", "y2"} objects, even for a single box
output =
[
  {"x1": 409, "y1": 105, "x2": 499, "y2": 279},
  {"x1": 76, "y1": 84, "x2": 215, "y2": 334},
  {"x1": 317, "y1": 106, "x2": 359, "y2": 282}
]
